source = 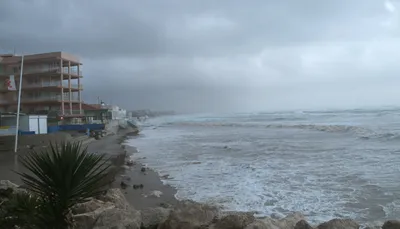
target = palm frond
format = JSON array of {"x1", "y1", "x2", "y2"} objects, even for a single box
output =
[{"x1": 16, "y1": 141, "x2": 112, "y2": 228}]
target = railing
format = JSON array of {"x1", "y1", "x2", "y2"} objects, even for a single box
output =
[
  {"x1": 23, "y1": 82, "x2": 62, "y2": 88},
  {"x1": 8, "y1": 66, "x2": 83, "y2": 76},
  {"x1": 65, "y1": 83, "x2": 83, "y2": 89},
  {"x1": 21, "y1": 82, "x2": 82, "y2": 90},
  {"x1": 62, "y1": 67, "x2": 82, "y2": 76},
  {"x1": 20, "y1": 95, "x2": 79, "y2": 102}
]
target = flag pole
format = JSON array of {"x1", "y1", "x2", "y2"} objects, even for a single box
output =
[{"x1": 14, "y1": 55, "x2": 24, "y2": 153}]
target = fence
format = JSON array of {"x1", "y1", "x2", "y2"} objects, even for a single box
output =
[{"x1": 47, "y1": 124, "x2": 105, "y2": 133}]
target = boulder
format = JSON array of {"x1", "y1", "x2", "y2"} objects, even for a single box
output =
[
  {"x1": 245, "y1": 220, "x2": 270, "y2": 229},
  {"x1": 317, "y1": 219, "x2": 359, "y2": 229},
  {"x1": 210, "y1": 212, "x2": 255, "y2": 229},
  {"x1": 96, "y1": 188, "x2": 130, "y2": 209},
  {"x1": 382, "y1": 220, "x2": 400, "y2": 229},
  {"x1": 158, "y1": 200, "x2": 219, "y2": 229},
  {"x1": 73, "y1": 188, "x2": 141, "y2": 229},
  {"x1": 141, "y1": 207, "x2": 171, "y2": 228},
  {"x1": 72, "y1": 198, "x2": 114, "y2": 215},
  {"x1": 295, "y1": 220, "x2": 314, "y2": 229},
  {"x1": 0, "y1": 180, "x2": 19, "y2": 190},
  {"x1": 73, "y1": 205, "x2": 141, "y2": 229},
  {"x1": 245, "y1": 212, "x2": 304, "y2": 229},
  {"x1": 0, "y1": 180, "x2": 27, "y2": 197}
]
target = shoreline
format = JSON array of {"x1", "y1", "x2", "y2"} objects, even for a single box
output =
[
  {"x1": 0, "y1": 126, "x2": 395, "y2": 228},
  {"x1": 88, "y1": 126, "x2": 178, "y2": 210},
  {"x1": 115, "y1": 127, "x2": 391, "y2": 228}
]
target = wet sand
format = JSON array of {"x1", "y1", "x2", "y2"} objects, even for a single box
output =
[{"x1": 86, "y1": 128, "x2": 178, "y2": 209}]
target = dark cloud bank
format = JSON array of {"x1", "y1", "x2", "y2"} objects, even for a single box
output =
[{"x1": 1, "y1": 0, "x2": 400, "y2": 113}]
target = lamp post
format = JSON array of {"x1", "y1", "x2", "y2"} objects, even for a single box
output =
[{"x1": 14, "y1": 55, "x2": 24, "y2": 153}]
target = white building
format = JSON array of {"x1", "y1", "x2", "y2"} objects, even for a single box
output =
[{"x1": 100, "y1": 104, "x2": 126, "y2": 120}]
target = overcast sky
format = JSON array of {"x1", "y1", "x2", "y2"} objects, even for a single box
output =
[{"x1": 1, "y1": 0, "x2": 400, "y2": 113}]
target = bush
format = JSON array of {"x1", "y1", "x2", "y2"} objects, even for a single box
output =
[{"x1": 0, "y1": 141, "x2": 111, "y2": 229}]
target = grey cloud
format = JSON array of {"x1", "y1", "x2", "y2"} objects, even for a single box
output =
[
  {"x1": 1, "y1": 0, "x2": 399, "y2": 112},
  {"x1": 1, "y1": 0, "x2": 391, "y2": 58}
]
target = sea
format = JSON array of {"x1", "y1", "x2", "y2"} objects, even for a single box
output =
[{"x1": 125, "y1": 108, "x2": 400, "y2": 225}]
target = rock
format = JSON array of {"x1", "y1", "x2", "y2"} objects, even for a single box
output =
[
  {"x1": 141, "y1": 207, "x2": 171, "y2": 228},
  {"x1": 245, "y1": 220, "x2": 270, "y2": 229},
  {"x1": 317, "y1": 219, "x2": 359, "y2": 229},
  {"x1": 0, "y1": 180, "x2": 19, "y2": 190},
  {"x1": 96, "y1": 188, "x2": 130, "y2": 210},
  {"x1": 71, "y1": 199, "x2": 113, "y2": 215},
  {"x1": 161, "y1": 174, "x2": 170, "y2": 179},
  {"x1": 74, "y1": 188, "x2": 141, "y2": 229},
  {"x1": 364, "y1": 226, "x2": 382, "y2": 229},
  {"x1": 159, "y1": 202, "x2": 172, "y2": 208},
  {"x1": 211, "y1": 212, "x2": 255, "y2": 229},
  {"x1": 143, "y1": 190, "x2": 163, "y2": 198},
  {"x1": 73, "y1": 205, "x2": 141, "y2": 229},
  {"x1": 158, "y1": 200, "x2": 219, "y2": 229},
  {"x1": 245, "y1": 212, "x2": 304, "y2": 229},
  {"x1": 149, "y1": 190, "x2": 163, "y2": 198},
  {"x1": 120, "y1": 181, "x2": 128, "y2": 189},
  {"x1": 0, "y1": 180, "x2": 26, "y2": 196},
  {"x1": 295, "y1": 220, "x2": 314, "y2": 229},
  {"x1": 382, "y1": 220, "x2": 400, "y2": 229}
]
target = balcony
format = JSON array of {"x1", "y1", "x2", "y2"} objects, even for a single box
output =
[
  {"x1": 62, "y1": 67, "x2": 82, "y2": 76},
  {"x1": 62, "y1": 110, "x2": 84, "y2": 116},
  {"x1": 21, "y1": 82, "x2": 83, "y2": 90},
  {"x1": 9, "y1": 66, "x2": 83, "y2": 76},
  {"x1": 20, "y1": 95, "x2": 79, "y2": 103}
]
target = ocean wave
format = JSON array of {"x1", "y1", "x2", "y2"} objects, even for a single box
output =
[
  {"x1": 174, "y1": 121, "x2": 371, "y2": 134},
  {"x1": 170, "y1": 121, "x2": 400, "y2": 141}
]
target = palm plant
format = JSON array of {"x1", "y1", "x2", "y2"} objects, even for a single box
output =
[{"x1": 13, "y1": 141, "x2": 112, "y2": 229}]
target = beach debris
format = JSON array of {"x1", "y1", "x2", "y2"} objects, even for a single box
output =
[
  {"x1": 120, "y1": 181, "x2": 128, "y2": 189},
  {"x1": 161, "y1": 174, "x2": 170, "y2": 179},
  {"x1": 121, "y1": 176, "x2": 131, "y2": 182},
  {"x1": 133, "y1": 184, "x2": 144, "y2": 189},
  {"x1": 191, "y1": 161, "x2": 201, "y2": 165},
  {"x1": 141, "y1": 167, "x2": 146, "y2": 172},
  {"x1": 126, "y1": 159, "x2": 134, "y2": 166},
  {"x1": 159, "y1": 202, "x2": 171, "y2": 208}
]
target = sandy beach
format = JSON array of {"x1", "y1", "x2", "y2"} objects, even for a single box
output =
[
  {"x1": 87, "y1": 127, "x2": 178, "y2": 210},
  {"x1": 0, "y1": 126, "x2": 178, "y2": 211}
]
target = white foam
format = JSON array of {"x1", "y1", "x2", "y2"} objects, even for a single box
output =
[{"x1": 126, "y1": 113, "x2": 400, "y2": 225}]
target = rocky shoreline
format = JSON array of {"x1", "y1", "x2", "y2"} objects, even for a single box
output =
[
  {"x1": 0, "y1": 127, "x2": 399, "y2": 229},
  {"x1": 107, "y1": 129, "x2": 397, "y2": 229},
  {"x1": 1, "y1": 179, "x2": 399, "y2": 229}
]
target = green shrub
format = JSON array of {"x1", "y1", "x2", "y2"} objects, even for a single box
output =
[{"x1": 0, "y1": 141, "x2": 111, "y2": 229}]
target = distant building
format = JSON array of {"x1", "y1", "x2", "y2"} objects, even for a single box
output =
[
  {"x1": 100, "y1": 104, "x2": 127, "y2": 120},
  {"x1": 0, "y1": 52, "x2": 83, "y2": 119}
]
